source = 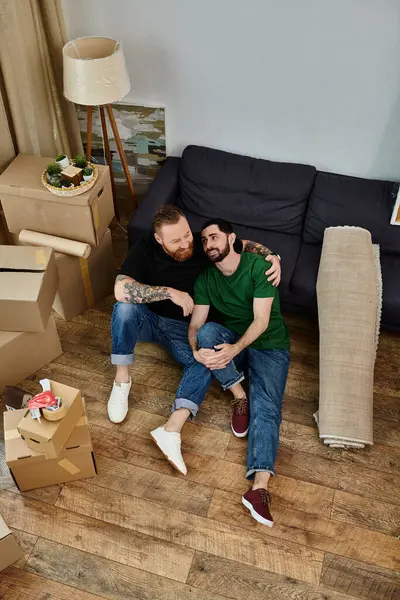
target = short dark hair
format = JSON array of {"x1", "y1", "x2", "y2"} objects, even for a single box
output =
[
  {"x1": 152, "y1": 204, "x2": 185, "y2": 233},
  {"x1": 202, "y1": 218, "x2": 233, "y2": 235}
]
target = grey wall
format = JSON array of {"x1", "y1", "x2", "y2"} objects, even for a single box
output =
[{"x1": 62, "y1": 0, "x2": 400, "y2": 180}]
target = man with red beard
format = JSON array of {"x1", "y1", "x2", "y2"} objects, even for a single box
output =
[{"x1": 107, "y1": 205, "x2": 281, "y2": 425}]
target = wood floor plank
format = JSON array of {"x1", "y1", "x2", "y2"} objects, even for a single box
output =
[
  {"x1": 226, "y1": 420, "x2": 400, "y2": 476},
  {"x1": 0, "y1": 490, "x2": 194, "y2": 583},
  {"x1": 91, "y1": 454, "x2": 213, "y2": 516},
  {"x1": 332, "y1": 490, "x2": 400, "y2": 537},
  {"x1": 208, "y1": 489, "x2": 400, "y2": 571},
  {"x1": 321, "y1": 553, "x2": 400, "y2": 600},
  {"x1": 0, "y1": 565, "x2": 114, "y2": 600},
  {"x1": 9, "y1": 529, "x2": 38, "y2": 569},
  {"x1": 24, "y1": 538, "x2": 239, "y2": 600},
  {"x1": 6, "y1": 483, "x2": 63, "y2": 506},
  {"x1": 90, "y1": 423, "x2": 335, "y2": 517},
  {"x1": 187, "y1": 551, "x2": 361, "y2": 600},
  {"x1": 56, "y1": 480, "x2": 324, "y2": 584}
]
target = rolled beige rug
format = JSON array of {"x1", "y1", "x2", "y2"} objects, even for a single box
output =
[
  {"x1": 18, "y1": 230, "x2": 91, "y2": 259},
  {"x1": 315, "y1": 226, "x2": 382, "y2": 449}
]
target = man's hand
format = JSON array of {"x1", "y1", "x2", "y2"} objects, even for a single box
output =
[
  {"x1": 193, "y1": 348, "x2": 216, "y2": 366},
  {"x1": 168, "y1": 288, "x2": 194, "y2": 316},
  {"x1": 265, "y1": 255, "x2": 281, "y2": 287},
  {"x1": 205, "y1": 343, "x2": 239, "y2": 370}
]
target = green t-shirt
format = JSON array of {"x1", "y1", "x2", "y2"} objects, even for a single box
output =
[{"x1": 194, "y1": 253, "x2": 290, "y2": 350}]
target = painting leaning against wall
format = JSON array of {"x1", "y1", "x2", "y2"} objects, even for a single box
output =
[{"x1": 77, "y1": 103, "x2": 166, "y2": 215}]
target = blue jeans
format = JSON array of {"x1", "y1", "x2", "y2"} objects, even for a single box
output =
[
  {"x1": 111, "y1": 302, "x2": 213, "y2": 417},
  {"x1": 197, "y1": 322, "x2": 290, "y2": 479}
]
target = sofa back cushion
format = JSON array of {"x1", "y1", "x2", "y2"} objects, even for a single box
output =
[
  {"x1": 303, "y1": 171, "x2": 400, "y2": 254},
  {"x1": 179, "y1": 145, "x2": 316, "y2": 235}
]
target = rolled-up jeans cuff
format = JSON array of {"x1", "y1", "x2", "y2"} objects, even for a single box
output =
[
  {"x1": 246, "y1": 467, "x2": 275, "y2": 480},
  {"x1": 172, "y1": 398, "x2": 199, "y2": 419},
  {"x1": 111, "y1": 353, "x2": 134, "y2": 366},
  {"x1": 222, "y1": 373, "x2": 245, "y2": 391}
]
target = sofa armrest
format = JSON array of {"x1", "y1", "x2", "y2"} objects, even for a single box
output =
[{"x1": 127, "y1": 157, "x2": 181, "y2": 247}]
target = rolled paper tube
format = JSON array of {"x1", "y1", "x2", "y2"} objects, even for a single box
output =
[{"x1": 18, "y1": 230, "x2": 91, "y2": 259}]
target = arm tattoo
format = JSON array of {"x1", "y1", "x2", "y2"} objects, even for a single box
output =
[
  {"x1": 243, "y1": 240, "x2": 273, "y2": 258},
  {"x1": 116, "y1": 274, "x2": 171, "y2": 304}
]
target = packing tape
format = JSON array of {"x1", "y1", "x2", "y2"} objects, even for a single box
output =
[
  {"x1": 58, "y1": 458, "x2": 80, "y2": 475},
  {"x1": 93, "y1": 201, "x2": 100, "y2": 231},
  {"x1": 42, "y1": 401, "x2": 68, "y2": 421},
  {"x1": 79, "y1": 258, "x2": 95, "y2": 308},
  {"x1": 76, "y1": 415, "x2": 88, "y2": 428},
  {"x1": 36, "y1": 249, "x2": 46, "y2": 265},
  {"x1": 5, "y1": 428, "x2": 20, "y2": 441}
]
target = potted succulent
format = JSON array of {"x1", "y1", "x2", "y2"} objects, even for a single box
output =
[
  {"x1": 83, "y1": 166, "x2": 94, "y2": 182},
  {"x1": 74, "y1": 154, "x2": 87, "y2": 169},
  {"x1": 61, "y1": 180, "x2": 73, "y2": 189},
  {"x1": 55, "y1": 153, "x2": 69, "y2": 169},
  {"x1": 46, "y1": 162, "x2": 62, "y2": 186}
]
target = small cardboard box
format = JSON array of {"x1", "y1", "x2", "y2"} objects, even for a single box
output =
[
  {"x1": 0, "y1": 513, "x2": 23, "y2": 572},
  {"x1": 0, "y1": 245, "x2": 58, "y2": 332},
  {"x1": 17, "y1": 380, "x2": 85, "y2": 459},
  {"x1": 4, "y1": 409, "x2": 97, "y2": 491},
  {"x1": 53, "y1": 228, "x2": 115, "y2": 320},
  {"x1": 0, "y1": 317, "x2": 62, "y2": 395},
  {"x1": 0, "y1": 154, "x2": 114, "y2": 246}
]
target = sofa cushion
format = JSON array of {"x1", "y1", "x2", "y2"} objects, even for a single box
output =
[
  {"x1": 179, "y1": 145, "x2": 316, "y2": 235},
  {"x1": 182, "y1": 209, "x2": 300, "y2": 292},
  {"x1": 290, "y1": 242, "x2": 321, "y2": 310},
  {"x1": 303, "y1": 171, "x2": 400, "y2": 254},
  {"x1": 381, "y1": 253, "x2": 400, "y2": 325}
]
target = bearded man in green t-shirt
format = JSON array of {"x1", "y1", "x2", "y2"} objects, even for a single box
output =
[{"x1": 151, "y1": 218, "x2": 290, "y2": 527}]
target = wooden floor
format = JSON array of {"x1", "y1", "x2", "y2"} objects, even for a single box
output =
[{"x1": 1, "y1": 231, "x2": 399, "y2": 600}]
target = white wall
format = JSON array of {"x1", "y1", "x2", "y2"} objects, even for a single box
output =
[{"x1": 62, "y1": 0, "x2": 400, "y2": 180}]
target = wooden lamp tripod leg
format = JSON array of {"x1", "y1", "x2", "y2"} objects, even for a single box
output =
[
  {"x1": 105, "y1": 104, "x2": 136, "y2": 210},
  {"x1": 86, "y1": 105, "x2": 93, "y2": 161},
  {"x1": 99, "y1": 105, "x2": 120, "y2": 222}
]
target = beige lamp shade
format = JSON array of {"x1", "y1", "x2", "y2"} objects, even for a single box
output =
[{"x1": 63, "y1": 36, "x2": 130, "y2": 105}]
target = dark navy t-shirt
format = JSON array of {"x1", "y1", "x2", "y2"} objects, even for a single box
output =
[{"x1": 120, "y1": 232, "x2": 242, "y2": 321}]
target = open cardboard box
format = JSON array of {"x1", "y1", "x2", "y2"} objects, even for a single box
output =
[
  {"x1": 17, "y1": 380, "x2": 85, "y2": 459},
  {"x1": 4, "y1": 408, "x2": 97, "y2": 491},
  {"x1": 0, "y1": 245, "x2": 58, "y2": 332},
  {"x1": 0, "y1": 154, "x2": 114, "y2": 246},
  {"x1": 0, "y1": 513, "x2": 23, "y2": 572}
]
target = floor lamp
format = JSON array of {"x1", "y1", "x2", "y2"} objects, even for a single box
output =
[{"x1": 63, "y1": 36, "x2": 136, "y2": 222}]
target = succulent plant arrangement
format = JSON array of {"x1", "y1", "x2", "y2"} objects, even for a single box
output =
[{"x1": 74, "y1": 154, "x2": 87, "y2": 169}]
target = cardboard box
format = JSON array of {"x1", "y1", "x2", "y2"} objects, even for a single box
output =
[
  {"x1": 0, "y1": 513, "x2": 23, "y2": 572},
  {"x1": 17, "y1": 380, "x2": 85, "y2": 459},
  {"x1": 0, "y1": 245, "x2": 58, "y2": 332},
  {"x1": 4, "y1": 409, "x2": 97, "y2": 491},
  {"x1": 53, "y1": 228, "x2": 115, "y2": 320},
  {"x1": 0, "y1": 317, "x2": 62, "y2": 395},
  {"x1": 0, "y1": 154, "x2": 114, "y2": 246},
  {"x1": 0, "y1": 209, "x2": 11, "y2": 244}
]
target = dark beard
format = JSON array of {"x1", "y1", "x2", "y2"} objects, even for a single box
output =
[{"x1": 206, "y1": 239, "x2": 230, "y2": 263}]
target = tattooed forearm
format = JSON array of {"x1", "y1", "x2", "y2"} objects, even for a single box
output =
[
  {"x1": 115, "y1": 274, "x2": 171, "y2": 304},
  {"x1": 243, "y1": 240, "x2": 273, "y2": 257}
]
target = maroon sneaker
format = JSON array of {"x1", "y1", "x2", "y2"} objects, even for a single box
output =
[
  {"x1": 231, "y1": 395, "x2": 249, "y2": 438},
  {"x1": 242, "y1": 488, "x2": 273, "y2": 527}
]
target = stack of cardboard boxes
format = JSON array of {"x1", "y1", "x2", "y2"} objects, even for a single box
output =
[
  {"x1": 0, "y1": 154, "x2": 116, "y2": 321},
  {"x1": 3, "y1": 380, "x2": 97, "y2": 492},
  {"x1": 0, "y1": 154, "x2": 116, "y2": 391}
]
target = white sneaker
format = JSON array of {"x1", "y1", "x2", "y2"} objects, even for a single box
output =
[
  {"x1": 107, "y1": 379, "x2": 132, "y2": 423},
  {"x1": 150, "y1": 426, "x2": 187, "y2": 475}
]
